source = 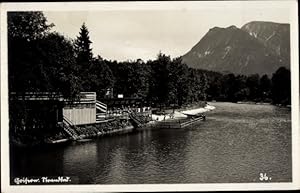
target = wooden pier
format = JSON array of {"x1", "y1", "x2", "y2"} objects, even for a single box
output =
[{"x1": 152, "y1": 117, "x2": 204, "y2": 129}]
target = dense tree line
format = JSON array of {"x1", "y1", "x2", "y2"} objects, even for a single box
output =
[
  {"x1": 206, "y1": 68, "x2": 290, "y2": 105},
  {"x1": 8, "y1": 12, "x2": 291, "y2": 107},
  {"x1": 8, "y1": 12, "x2": 80, "y2": 99},
  {"x1": 105, "y1": 53, "x2": 208, "y2": 107},
  {"x1": 8, "y1": 12, "x2": 114, "y2": 100}
]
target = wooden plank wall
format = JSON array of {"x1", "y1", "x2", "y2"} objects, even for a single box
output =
[
  {"x1": 63, "y1": 105, "x2": 96, "y2": 125},
  {"x1": 63, "y1": 92, "x2": 97, "y2": 125}
]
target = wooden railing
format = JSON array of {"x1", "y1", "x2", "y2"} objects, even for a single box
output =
[
  {"x1": 10, "y1": 92, "x2": 63, "y2": 101},
  {"x1": 10, "y1": 92, "x2": 96, "y2": 103},
  {"x1": 79, "y1": 92, "x2": 96, "y2": 103}
]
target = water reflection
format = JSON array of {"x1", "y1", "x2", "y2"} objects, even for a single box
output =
[
  {"x1": 10, "y1": 102, "x2": 292, "y2": 184},
  {"x1": 62, "y1": 142, "x2": 98, "y2": 183}
]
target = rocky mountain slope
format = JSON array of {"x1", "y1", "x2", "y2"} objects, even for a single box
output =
[
  {"x1": 181, "y1": 21, "x2": 290, "y2": 75},
  {"x1": 241, "y1": 21, "x2": 290, "y2": 65}
]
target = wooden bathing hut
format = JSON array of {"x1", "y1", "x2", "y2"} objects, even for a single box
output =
[
  {"x1": 63, "y1": 92, "x2": 97, "y2": 125},
  {"x1": 9, "y1": 91, "x2": 101, "y2": 141},
  {"x1": 9, "y1": 92, "x2": 152, "y2": 144}
]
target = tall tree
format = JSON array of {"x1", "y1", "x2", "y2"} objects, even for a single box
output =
[
  {"x1": 106, "y1": 59, "x2": 150, "y2": 99},
  {"x1": 271, "y1": 67, "x2": 291, "y2": 104},
  {"x1": 168, "y1": 57, "x2": 190, "y2": 106},
  {"x1": 8, "y1": 11, "x2": 54, "y2": 41},
  {"x1": 246, "y1": 74, "x2": 260, "y2": 101},
  {"x1": 233, "y1": 75, "x2": 248, "y2": 101},
  {"x1": 74, "y1": 23, "x2": 94, "y2": 91},
  {"x1": 8, "y1": 11, "x2": 54, "y2": 93},
  {"x1": 8, "y1": 12, "x2": 81, "y2": 99},
  {"x1": 148, "y1": 52, "x2": 172, "y2": 107},
  {"x1": 187, "y1": 68, "x2": 208, "y2": 103},
  {"x1": 205, "y1": 71, "x2": 223, "y2": 101},
  {"x1": 89, "y1": 56, "x2": 115, "y2": 98},
  {"x1": 259, "y1": 74, "x2": 271, "y2": 101},
  {"x1": 36, "y1": 33, "x2": 81, "y2": 98},
  {"x1": 74, "y1": 23, "x2": 93, "y2": 64},
  {"x1": 8, "y1": 12, "x2": 81, "y2": 137},
  {"x1": 126, "y1": 59, "x2": 150, "y2": 98},
  {"x1": 221, "y1": 73, "x2": 238, "y2": 102}
]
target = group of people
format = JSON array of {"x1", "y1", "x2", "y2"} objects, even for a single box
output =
[{"x1": 106, "y1": 106, "x2": 152, "y2": 117}]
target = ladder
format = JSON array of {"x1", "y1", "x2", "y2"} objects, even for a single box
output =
[
  {"x1": 62, "y1": 117, "x2": 80, "y2": 140},
  {"x1": 96, "y1": 100, "x2": 107, "y2": 113},
  {"x1": 129, "y1": 113, "x2": 143, "y2": 127},
  {"x1": 96, "y1": 100, "x2": 107, "y2": 121}
]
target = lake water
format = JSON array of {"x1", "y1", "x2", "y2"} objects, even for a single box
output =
[{"x1": 10, "y1": 102, "x2": 292, "y2": 184}]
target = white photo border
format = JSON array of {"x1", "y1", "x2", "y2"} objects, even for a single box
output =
[{"x1": 1, "y1": 1, "x2": 299, "y2": 192}]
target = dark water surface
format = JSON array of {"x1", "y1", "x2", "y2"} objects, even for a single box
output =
[{"x1": 10, "y1": 102, "x2": 292, "y2": 184}]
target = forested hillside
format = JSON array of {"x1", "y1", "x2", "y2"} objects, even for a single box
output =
[{"x1": 8, "y1": 12, "x2": 291, "y2": 106}]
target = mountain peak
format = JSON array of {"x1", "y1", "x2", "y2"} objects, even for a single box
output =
[
  {"x1": 241, "y1": 21, "x2": 290, "y2": 63},
  {"x1": 227, "y1": 25, "x2": 238, "y2": 30},
  {"x1": 209, "y1": 26, "x2": 222, "y2": 32},
  {"x1": 209, "y1": 25, "x2": 238, "y2": 32},
  {"x1": 182, "y1": 21, "x2": 290, "y2": 75},
  {"x1": 242, "y1": 21, "x2": 289, "y2": 28}
]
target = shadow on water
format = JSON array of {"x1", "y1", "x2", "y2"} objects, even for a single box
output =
[{"x1": 10, "y1": 102, "x2": 292, "y2": 184}]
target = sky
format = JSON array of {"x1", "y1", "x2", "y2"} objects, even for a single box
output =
[{"x1": 44, "y1": 1, "x2": 292, "y2": 62}]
